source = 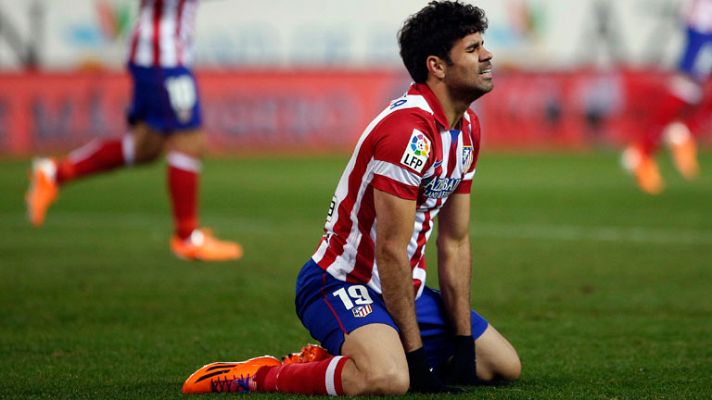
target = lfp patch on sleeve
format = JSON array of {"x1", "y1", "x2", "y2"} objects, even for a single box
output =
[{"x1": 400, "y1": 129, "x2": 431, "y2": 173}]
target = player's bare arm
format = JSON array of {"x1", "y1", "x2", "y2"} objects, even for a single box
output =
[
  {"x1": 373, "y1": 188, "x2": 422, "y2": 352},
  {"x1": 436, "y1": 192, "x2": 473, "y2": 335},
  {"x1": 437, "y1": 192, "x2": 522, "y2": 383}
]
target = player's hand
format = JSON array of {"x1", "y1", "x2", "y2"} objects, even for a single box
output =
[
  {"x1": 405, "y1": 347, "x2": 462, "y2": 393},
  {"x1": 442, "y1": 335, "x2": 478, "y2": 385}
]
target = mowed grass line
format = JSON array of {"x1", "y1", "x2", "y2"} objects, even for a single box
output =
[{"x1": 0, "y1": 152, "x2": 711, "y2": 399}]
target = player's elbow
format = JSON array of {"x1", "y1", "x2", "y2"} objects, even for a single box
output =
[
  {"x1": 436, "y1": 234, "x2": 466, "y2": 249},
  {"x1": 375, "y1": 242, "x2": 407, "y2": 267}
]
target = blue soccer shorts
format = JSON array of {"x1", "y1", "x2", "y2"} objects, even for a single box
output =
[
  {"x1": 295, "y1": 259, "x2": 489, "y2": 369},
  {"x1": 678, "y1": 28, "x2": 712, "y2": 78},
  {"x1": 126, "y1": 64, "x2": 203, "y2": 133}
]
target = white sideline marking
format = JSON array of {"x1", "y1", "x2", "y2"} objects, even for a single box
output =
[
  {"x1": 471, "y1": 223, "x2": 712, "y2": 245},
  {"x1": 5, "y1": 212, "x2": 712, "y2": 246}
]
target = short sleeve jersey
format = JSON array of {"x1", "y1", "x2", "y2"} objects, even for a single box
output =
[
  {"x1": 685, "y1": 0, "x2": 712, "y2": 33},
  {"x1": 311, "y1": 83, "x2": 482, "y2": 299},
  {"x1": 128, "y1": 0, "x2": 199, "y2": 68}
]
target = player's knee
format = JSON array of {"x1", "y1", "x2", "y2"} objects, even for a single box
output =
[
  {"x1": 134, "y1": 148, "x2": 161, "y2": 163},
  {"x1": 498, "y1": 353, "x2": 521, "y2": 381},
  {"x1": 365, "y1": 365, "x2": 409, "y2": 395},
  {"x1": 130, "y1": 124, "x2": 166, "y2": 163},
  {"x1": 479, "y1": 351, "x2": 521, "y2": 382},
  {"x1": 132, "y1": 139, "x2": 164, "y2": 163},
  {"x1": 343, "y1": 356, "x2": 408, "y2": 396}
]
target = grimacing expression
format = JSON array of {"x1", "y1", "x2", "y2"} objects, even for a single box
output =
[{"x1": 444, "y1": 32, "x2": 493, "y2": 99}]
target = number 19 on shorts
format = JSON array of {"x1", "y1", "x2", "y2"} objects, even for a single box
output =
[{"x1": 332, "y1": 286, "x2": 374, "y2": 318}]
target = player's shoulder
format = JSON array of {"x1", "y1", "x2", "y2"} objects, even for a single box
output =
[
  {"x1": 381, "y1": 108, "x2": 433, "y2": 131},
  {"x1": 387, "y1": 89, "x2": 436, "y2": 116},
  {"x1": 371, "y1": 95, "x2": 437, "y2": 139}
]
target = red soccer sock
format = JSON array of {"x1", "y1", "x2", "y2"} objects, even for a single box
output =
[
  {"x1": 682, "y1": 94, "x2": 712, "y2": 136},
  {"x1": 638, "y1": 78, "x2": 701, "y2": 155},
  {"x1": 167, "y1": 151, "x2": 200, "y2": 239},
  {"x1": 255, "y1": 356, "x2": 349, "y2": 395},
  {"x1": 56, "y1": 137, "x2": 131, "y2": 184}
]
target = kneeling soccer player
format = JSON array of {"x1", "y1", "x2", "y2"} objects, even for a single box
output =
[{"x1": 183, "y1": 0, "x2": 521, "y2": 395}]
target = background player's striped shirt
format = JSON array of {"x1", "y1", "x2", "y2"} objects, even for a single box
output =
[
  {"x1": 312, "y1": 83, "x2": 481, "y2": 299},
  {"x1": 685, "y1": 0, "x2": 712, "y2": 33},
  {"x1": 128, "y1": 0, "x2": 198, "y2": 68}
]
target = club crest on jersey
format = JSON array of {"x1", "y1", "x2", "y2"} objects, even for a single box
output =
[
  {"x1": 352, "y1": 305, "x2": 373, "y2": 318},
  {"x1": 462, "y1": 145, "x2": 474, "y2": 171},
  {"x1": 401, "y1": 129, "x2": 431, "y2": 173}
]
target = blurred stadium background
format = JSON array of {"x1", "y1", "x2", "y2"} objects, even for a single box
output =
[
  {"x1": 1, "y1": 0, "x2": 710, "y2": 399},
  {"x1": 1, "y1": 0, "x2": 710, "y2": 153}
]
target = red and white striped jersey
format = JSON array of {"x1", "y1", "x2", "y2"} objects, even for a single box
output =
[
  {"x1": 685, "y1": 0, "x2": 712, "y2": 33},
  {"x1": 128, "y1": 0, "x2": 199, "y2": 68},
  {"x1": 312, "y1": 83, "x2": 481, "y2": 299}
]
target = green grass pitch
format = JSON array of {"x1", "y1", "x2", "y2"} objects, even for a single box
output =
[{"x1": 1, "y1": 152, "x2": 711, "y2": 399}]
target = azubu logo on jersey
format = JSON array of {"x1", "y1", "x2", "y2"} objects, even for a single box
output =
[
  {"x1": 401, "y1": 129, "x2": 430, "y2": 173},
  {"x1": 421, "y1": 176, "x2": 461, "y2": 199}
]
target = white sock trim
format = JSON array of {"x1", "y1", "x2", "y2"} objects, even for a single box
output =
[
  {"x1": 167, "y1": 151, "x2": 202, "y2": 172},
  {"x1": 67, "y1": 139, "x2": 101, "y2": 164},
  {"x1": 663, "y1": 122, "x2": 692, "y2": 146},
  {"x1": 324, "y1": 356, "x2": 344, "y2": 396},
  {"x1": 621, "y1": 146, "x2": 641, "y2": 173},
  {"x1": 33, "y1": 157, "x2": 57, "y2": 181},
  {"x1": 669, "y1": 75, "x2": 702, "y2": 104},
  {"x1": 122, "y1": 134, "x2": 135, "y2": 166}
]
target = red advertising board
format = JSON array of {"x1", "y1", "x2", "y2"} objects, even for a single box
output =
[{"x1": 0, "y1": 69, "x2": 709, "y2": 155}]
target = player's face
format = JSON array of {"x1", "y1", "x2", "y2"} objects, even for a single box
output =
[{"x1": 444, "y1": 32, "x2": 493, "y2": 100}]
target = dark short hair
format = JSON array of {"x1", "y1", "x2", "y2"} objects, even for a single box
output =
[{"x1": 398, "y1": 1, "x2": 488, "y2": 83}]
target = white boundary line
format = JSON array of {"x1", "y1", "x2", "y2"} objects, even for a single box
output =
[
  {"x1": 4, "y1": 212, "x2": 712, "y2": 246},
  {"x1": 471, "y1": 223, "x2": 712, "y2": 245}
]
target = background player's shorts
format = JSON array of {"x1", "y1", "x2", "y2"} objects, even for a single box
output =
[
  {"x1": 295, "y1": 259, "x2": 489, "y2": 369},
  {"x1": 126, "y1": 64, "x2": 202, "y2": 133},
  {"x1": 678, "y1": 28, "x2": 712, "y2": 78}
]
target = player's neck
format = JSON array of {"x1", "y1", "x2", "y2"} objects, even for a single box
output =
[{"x1": 427, "y1": 81, "x2": 470, "y2": 129}]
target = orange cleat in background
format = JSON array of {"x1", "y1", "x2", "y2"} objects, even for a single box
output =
[
  {"x1": 171, "y1": 228, "x2": 243, "y2": 262},
  {"x1": 26, "y1": 158, "x2": 59, "y2": 227},
  {"x1": 664, "y1": 121, "x2": 699, "y2": 180},
  {"x1": 182, "y1": 356, "x2": 281, "y2": 394},
  {"x1": 622, "y1": 145, "x2": 664, "y2": 195}
]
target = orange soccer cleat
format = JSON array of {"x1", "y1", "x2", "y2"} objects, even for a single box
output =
[
  {"x1": 182, "y1": 355, "x2": 281, "y2": 394},
  {"x1": 621, "y1": 145, "x2": 664, "y2": 195},
  {"x1": 281, "y1": 344, "x2": 331, "y2": 365},
  {"x1": 664, "y1": 122, "x2": 699, "y2": 180},
  {"x1": 25, "y1": 158, "x2": 59, "y2": 227},
  {"x1": 170, "y1": 228, "x2": 243, "y2": 262}
]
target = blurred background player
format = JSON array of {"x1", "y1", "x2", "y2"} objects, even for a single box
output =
[
  {"x1": 24, "y1": 0, "x2": 242, "y2": 261},
  {"x1": 181, "y1": 1, "x2": 520, "y2": 396},
  {"x1": 622, "y1": 0, "x2": 712, "y2": 194}
]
